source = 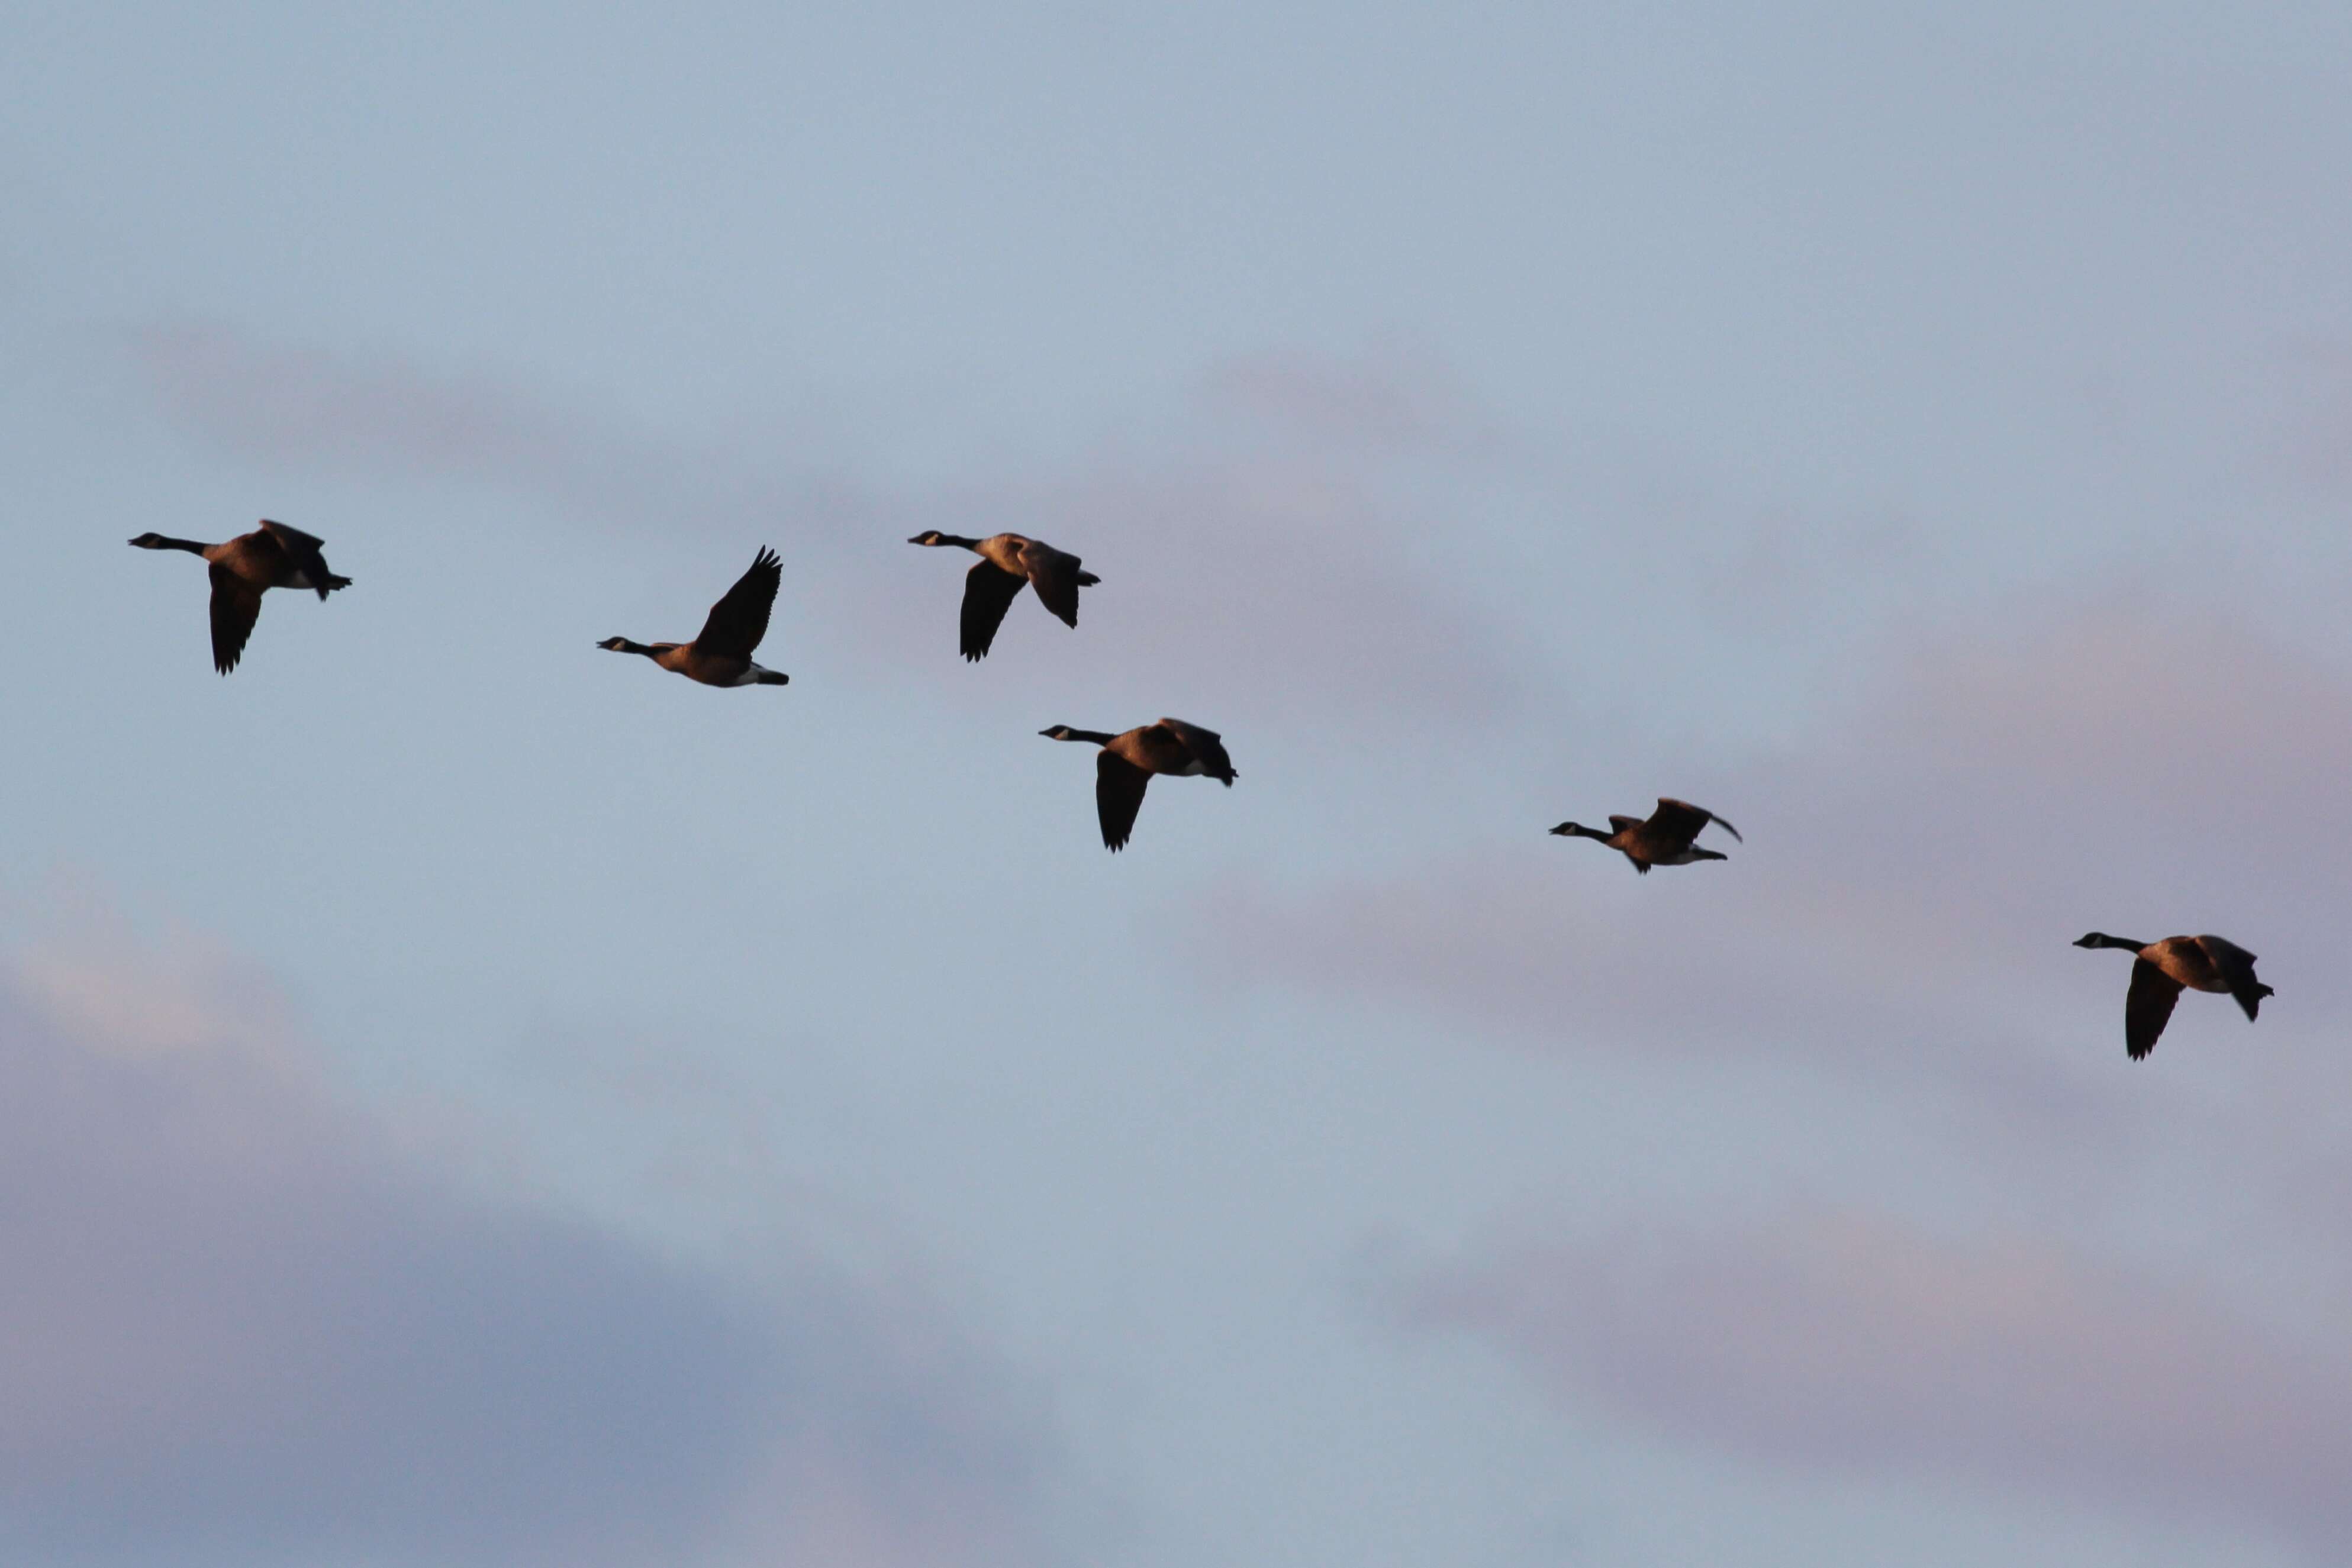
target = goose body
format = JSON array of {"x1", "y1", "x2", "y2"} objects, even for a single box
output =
[
  {"x1": 2074, "y1": 932, "x2": 2273, "y2": 1060},
  {"x1": 600, "y1": 548, "x2": 790, "y2": 688},
  {"x1": 128, "y1": 520, "x2": 352, "y2": 675},
  {"x1": 1040, "y1": 719, "x2": 1236, "y2": 851},
  {"x1": 908, "y1": 530, "x2": 1100, "y2": 661},
  {"x1": 1549, "y1": 798, "x2": 1741, "y2": 875}
]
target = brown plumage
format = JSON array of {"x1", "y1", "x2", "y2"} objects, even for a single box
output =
[
  {"x1": 1549, "y1": 798, "x2": 1741, "y2": 874},
  {"x1": 908, "y1": 531, "x2": 1100, "y2": 660},
  {"x1": 598, "y1": 547, "x2": 790, "y2": 688},
  {"x1": 2073, "y1": 933, "x2": 2273, "y2": 1060},
  {"x1": 1040, "y1": 720, "x2": 1236, "y2": 851},
  {"x1": 128, "y1": 520, "x2": 352, "y2": 675}
]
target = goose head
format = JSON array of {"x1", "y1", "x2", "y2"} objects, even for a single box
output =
[
  {"x1": 127, "y1": 533, "x2": 172, "y2": 549},
  {"x1": 908, "y1": 530, "x2": 950, "y2": 546}
]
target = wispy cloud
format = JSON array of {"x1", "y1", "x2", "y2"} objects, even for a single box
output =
[
  {"x1": 133, "y1": 318, "x2": 1549, "y2": 729},
  {"x1": 0, "y1": 902, "x2": 1062, "y2": 1567},
  {"x1": 136, "y1": 322, "x2": 687, "y2": 521},
  {"x1": 1193, "y1": 344, "x2": 1504, "y2": 457},
  {"x1": 1188, "y1": 596, "x2": 2352, "y2": 1083},
  {"x1": 1403, "y1": 1208, "x2": 2352, "y2": 1556}
]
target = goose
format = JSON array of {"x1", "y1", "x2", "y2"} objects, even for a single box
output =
[
  {"x1": 2073, "y1": 932, "x2": 2273, "y2": 1060},
  {"x1": 1549, "y1": 798, "x2": 1741, "y2": 874},
  {"x1": 1040, "y1": 719, "x2": 1236, "y2": 851},
  {"x1": 128, "y1": 520, "x2": 352, "y2": 675},
  {"x1": 908, "y1": 531, "x2": 1100, "y2": 661},
  {"x1": 598, "y1": 547, "x2": 789, "y2": 687}
]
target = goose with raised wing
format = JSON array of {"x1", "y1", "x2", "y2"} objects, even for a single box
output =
[
  {"x1": 1549, "y1": 798, "x2": 1741, "y2": 875},
  {"x1": 1040, "y1": 719, "x2": 1235, "y2": 851},
  {"x1": 598, "y1": 547, "x2": 790, "y2": 687},
  {"x1": 908, "y1": 531, "x2": 1100, "y2": 661},
  {"x1": 2073, "y1": 933, "x2": 2273, "y2": 1060},
  {"x1": 128, "y1": 520, "x2": 352, "y2": 675}
]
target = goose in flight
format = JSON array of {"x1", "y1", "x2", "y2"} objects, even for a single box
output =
[
  {"x1": 1549, "y1": 798, "x2": 1741, "y2": 874},
  {"x1": 598, "y1": 547, "x2": 790, "y2": 687},
  {"x1": 128, "y1": 520, "x2": 352, "y2": 675},
  {"x1": 908, "y1": 531, "x2": 1100, "y2": 661},
  {"x1": 1040, "y1": 719, "x2": 1236, "y2": 851},
  {"x1": 2073, "y1": 932, "x2": 2273, "y2": 1060}
]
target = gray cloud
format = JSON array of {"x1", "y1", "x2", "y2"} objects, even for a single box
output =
[
  {"x1": 0, "y1": 913, "x2": 1059, "y2": 1568},
  {"x1": 1403, "y1": 1208, "x2": 2352, "y2": 1558}
]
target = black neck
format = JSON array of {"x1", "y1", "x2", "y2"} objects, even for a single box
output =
[
  {"x1": 1052, "y1": 728, "x2": 1119, "y2": 746},
  {"x1": 933, "y1": 533, "x2": 982, "y2": 550},
  {"x1": 150, "y1": 535, "x2": 211, "y2": 554},
  {"x1": 2089, "y1": 934, "x2": 2151, "y2": 951}
]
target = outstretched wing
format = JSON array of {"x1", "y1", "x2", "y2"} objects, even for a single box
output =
[
  {"x1": 1023, "y1": 544, "x2": 1087, "y2": 629},
  {"x1": 1651, "y1": 798, "x2": 1739, "y2": 843},
  {"x1": 2124, "y1": 959, "x2": 2183, "y2": 1060},
  {"x1": 258, "y1": 520, "x2": 339, "y2": 601},
  {"x1": 208, "y1": 562, "x2": 262, "y2": 675},
  {"x1": 2196, "y1": 936, "x2": 2270, "y2": 1021},
  {"x1": 1606, "y1": 815, "x2": 1641, "y2": 835},
  {"x1": 1153, "y1": 717, "x2": 1236, "y2": 783},
  {"x1": 695, "y1": 547, "x2": 782, "y2": 659},
  {"x1": 1095, "y1": 751, "x2": 1152, "y2": 851},
  {"x1": 959, "y1": 561, "x2": 1027, "y2": 661}
]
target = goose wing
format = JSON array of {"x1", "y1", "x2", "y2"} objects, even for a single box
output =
[
  {"x1": 2124, "y1": 959, "x2": 2183, "y2": 1060},
  {"x1": 1651, "y1": 798, "x2": 1740, "y2": 843},
  {"x1": 1606, "y1": 815, "x2": 1642, "y2": 835},
  {"x1": 1096, "y1": 751, "x2": 1151, "y2": 851},
  {"x1": 959, "y1": 561, "x2": 1027, "y2": 660},
  {"x1": 2195, "y1": 936, "x2": 2269, "y2": 1021},
  {"x1": 694, "y1": 547, "x2": 782, "y2": 660},
  {"x1": 208, "y1": 562, "x2": 262, "y2": 675},
  {"x1": 1154, "y1": 717, "x2": 1236, "y2": 783},
  {"x1": 1022, "y1": 542, "x2": 1087, "y2": 629},
  {"x1": 257, "y1": 520, "x2": 336, "y2": 600}
]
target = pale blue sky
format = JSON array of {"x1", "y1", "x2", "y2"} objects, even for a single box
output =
[{"x1": 4, "y1": 4, "x2": 2351, "y2": 1565}]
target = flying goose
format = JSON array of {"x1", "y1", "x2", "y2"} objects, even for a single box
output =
[
  {"x1": 128, "y1": 520, "x2": 352, "y2": 675},
  {"x1": 1549, "y1": 798, "x2": 1742, "y2": 874},
  {"x1": 2073, "y1": 932, "x2": 2273, "y2": 1060},
  {"x1": 1040, "y1": 719, "x2": 1236, "y2": 851},
  {"x1": 598, "y1": 547, "x2": 789, "y2": 687},
  {"x1": 908, "y1": 531, "x2": 1100, "y2": 661}
]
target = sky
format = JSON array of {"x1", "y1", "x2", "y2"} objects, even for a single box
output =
[{"x1": 4, "y1": 2, "x2": 2351, "y2": 1563}]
